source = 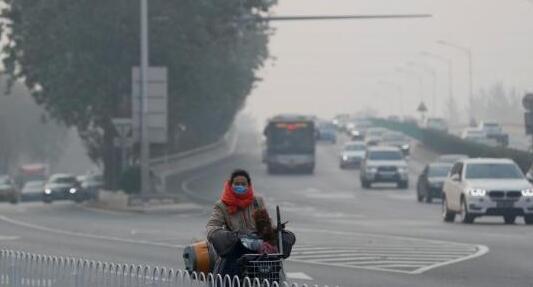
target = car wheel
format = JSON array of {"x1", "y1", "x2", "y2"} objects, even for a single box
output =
[
  {"x1": 460, "y1": 199, "x2": 475, "y2": 224},
  {"x1": 361, "y1": 180, "x2": 371, "y2": 189},
  {"x1": 442, "y1": 196, "x2": 456, "y2": 223},
  {"x1": 267, "y1": 166, "x2": 277, "y2": 175},
  {"x1": 524, "y1": 215, "x2": 533, "y2": 225},
  {"x1": 9, "y1": 196, "x2": 20, "y2": 205},
  {"x1": 425, "y1": 194, "x2": 433, "y2": 203},
  {"x1": 503, "y1": 215, "x2": 516, "y2": 225},
  {"x1": 398, "y1": 181, "x2": 408, "y2": 189},
  {"x1": 417, "y1": 193, "x2": 423, "y2": 202},
  {"x1": 43, "y1": 197, "x2": 53, "y2": 204}
]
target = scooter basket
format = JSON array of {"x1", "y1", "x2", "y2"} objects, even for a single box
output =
[{"x1": 240, "y1": 254, "x2": 283, "y2": 284}]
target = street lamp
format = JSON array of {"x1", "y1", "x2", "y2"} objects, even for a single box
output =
[
  {"x1": 140, "y1": 0, "x2": 150, "y2": 195},
  {"x1": 437, "y1": 40, "x2": 474, "y2": 114},
  {"x1": 395, "y1": 67, "x2": 424, "y2": 102},
  {"x1": 407, "y1": 61, "x2": 437, "y2": 116},
  {"x1": 420, "y1": 51, "x2": 454, "y2": 119},
  {"x1": 377, "y1": 81, "x2": 405, "y2": 116}
]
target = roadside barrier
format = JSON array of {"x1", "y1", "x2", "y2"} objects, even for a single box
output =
[{"x1": 0, "y1": 250, "x2": 333, "y2": 287}]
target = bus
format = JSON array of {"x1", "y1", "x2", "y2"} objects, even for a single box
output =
[{"x1": 262, "y1": 115, "x2": 316, "y2": 174}]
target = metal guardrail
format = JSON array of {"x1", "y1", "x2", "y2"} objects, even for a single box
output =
[
  {"x1": 149, "y1": 126, "x2": 237, "y2": 167},
  {"x1": 0, "y1": 250, "x2": 329, "y2": 287}
]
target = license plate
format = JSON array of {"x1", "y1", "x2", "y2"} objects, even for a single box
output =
[
  {"x1": 379, "y1": 172, "x2": 395, "y2": 178},
  {"x1": 497, "y1": 201, "x2": 514, "y2": 208}
]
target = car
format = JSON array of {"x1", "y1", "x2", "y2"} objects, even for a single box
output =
[
  {"x1": 461, "y1": 128, "x2": 487, "y2": 143},
  {"x1": 339, "y1": 141, "x2": 366, "y2": 169},
  {"x1": 364, "y1": 128, "x2": 386, "y2": 146},
  {"x1": 0, "y1": 175, "x2": 20, "y2": 204},
  {"x1": 360, "y1": 146, "x2": 409, "y2": 189},
  {"x1": 316, "y1": 121, "x2": 337, "y2": 143},
  {"x1": 425, "y1": 117, "x2": 449, "y2": 133},
  {"x1": 442, "y1": 158, "x2": 533, "y2": 224},
  {"x1": 478, "y1": 121, "x2": 509, "y2": 146},
  {"x1": 80, "y1": 173, "x2": 103, "y2": 200},
  {"x1": 21, "y1": 180, "x2": 45, "y2": 202},
  {"x1": 417, "y1": 162, "x2": 454, "y2": 203},
  {"x1": 380, "y1": 132, "x2": 411, "y2": 155},
  {"x1": 43, "y1": 174, "x2": 84, "y2": 203},
  {"x1": 436, "y1": 154, "x2": 469, "y2": 164}
]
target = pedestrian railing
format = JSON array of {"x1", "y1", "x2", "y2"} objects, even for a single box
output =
[{"x1": 0, "y1": 250, "x2": 332, "y2": 287}]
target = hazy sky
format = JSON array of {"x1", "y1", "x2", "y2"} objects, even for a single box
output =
[{"x1": 244, "y1": 0, "x2": 533, "y2": 124}]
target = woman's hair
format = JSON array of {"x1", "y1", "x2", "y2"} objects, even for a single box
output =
[
  {"x1": 229, "y1": 169, "x2": 252, "y2": 184},
  {"x1": 253, "y1": 208, "x2": 277, "y2": 245}
]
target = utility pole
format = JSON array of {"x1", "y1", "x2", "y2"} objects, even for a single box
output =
[{"x1": 140, "y1": 0, "x2": 150, "y2": 195}]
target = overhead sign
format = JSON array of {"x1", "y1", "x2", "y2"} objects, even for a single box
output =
[
  {"x1": 417, "y1": 102, "x2": 428, "y2": 113},
  {"x1": 523, "y1": 93, "x2": 533, "y2": 111},
  {"x1": 132, "y1": 67, "x2": 168, "y2": 144}
]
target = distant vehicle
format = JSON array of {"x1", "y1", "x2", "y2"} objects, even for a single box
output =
[
  {"x1": 364, "y1": 128, "x2": 386, "y2": 146},
  {"x1": 43, "y1": 174, "x2": 84, "y2": 203},
  {"x1": 14, "y1": 163, "x2": 49, "y2": 189},
  {"x1": 21, "y1": 180, "x2": 45, "y2": 202},
  {"x1": 0, "y1": 175, "x2": 20, "y2": 204},
  {"x1": 333, "y1": 114, "x2": 350, "y2": 130},
  {"x1": 425, "y1": 118, "x2": 449, "y2": 133},
  {"x1": 80, "y1": 173, "x2": 103, "y2": 200},
  {"x1": 263, "y1": 115, "x2": 316, "y2": 174},
  {"x1": 461, "y1": 128, "x2": 488, "y2": 143},
  {"x1": 436, "y1": 154, "x2": 469, "y2": 164},
  {"x1": 316, "y1": 121, "x2": 337, "y2": 143},
  {"x1": 349, "y1": 129, "x2": 365, "y2": 141},
  {"x1": 442, "y1": 158, "x2": 533, "y2": 224},
  {"x1": 478, "y1": 121, "x2": 509, "y2": 147},
  {"x1": 360, "y1": 146, "x2": 409, "y2": 189},
  {"x1": 403, "y1": 116, "x2": 418, "y2": 125},
  {"x1": 339, "y1": 141, "x2": 366, "y2": 169},
  {"x1": 380, "y1": 132, "x2": 411, "y2": 155},
  {"x1": 417, "y1": 162, "x2": 453, "y2": 203}
]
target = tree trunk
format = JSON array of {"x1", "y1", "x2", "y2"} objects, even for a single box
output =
[{"x1": 102, "y1": 119, "x2": 120, "y2": 190}]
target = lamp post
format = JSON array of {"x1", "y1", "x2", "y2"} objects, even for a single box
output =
[
  {"x1": 437, "y1": 40, "x2": 474, "y2": 115},
  {"x1": 140, "y1": 0, "x2": 150, "y2": 195},
  {"x1": 407, "y1": 61, "x2": 437, "y2": 116},
  {"x1": 420, "y1": 51, "x2": 454, "y2": 118}
]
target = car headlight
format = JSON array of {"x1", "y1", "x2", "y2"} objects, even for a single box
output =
[
  {"x1": 398, "y1": 167, "x2": 408, "y2": 173},
  {"x1": 44, "y1": 189, "x2": 52, "y2": 195},
  {"x1": 342, "y1": 155, "x2": 349, "y2": 161},
  {"x1": 69, "y1": 188, "x2": 77, "y2": 194},
  {"x1": 522, "y1": 189, "x2": 533, "y2": 197},
  {"x1": 401, "y1": 144, "x2": 410, "y2": 150},
  {"x1": 467, "y1": 188, "x2": 486, "y2": 197}
]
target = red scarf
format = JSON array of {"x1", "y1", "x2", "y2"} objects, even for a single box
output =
[{"x1": 221, "y1": 181, "x2": 254, "y2": 214}]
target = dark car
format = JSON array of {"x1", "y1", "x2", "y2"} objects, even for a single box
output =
[
  {"x1": 416, "y1": 162, "x2": 453, "y2": 203},
  {"x1": 0, "y1": 175, "x2": 20, "y2": 204},
  {"x1": 380, "y1": 132, "x2": 411, "y2": 155},
  {"x1": 80, "y1": 173, "x2": 103, "y2": 200},
  {"x1": 43, "y1": 174, "x2": 84, "y2": 203},
  {"x1": 21, "y1": 180, "x2": 45, "y2": 202}
]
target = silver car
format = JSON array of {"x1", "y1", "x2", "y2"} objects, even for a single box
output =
[
  {"x1": 442, "y1": 158, "x2": 533, "y2": 224},
  {"x1": 339, "y1": 141, "x2": 366, "y2": 169},
  {"x1": 360, "y1": 146, "x2": 409, "y2": 189}
]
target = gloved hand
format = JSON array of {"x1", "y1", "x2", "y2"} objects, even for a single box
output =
[{"x1": 240, "y1": 237, "x2": 263, "y2": 252}]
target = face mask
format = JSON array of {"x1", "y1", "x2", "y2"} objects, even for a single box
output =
[{"x1": 233, "y1": 185, "x2": 248, "y2": 194}]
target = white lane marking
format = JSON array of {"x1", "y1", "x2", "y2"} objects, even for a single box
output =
[
  {"x1": 286, "y1": 272, "x2": 313, "y2": 281},
  {"x1": 0, "y1": 236, "x2": 19, "y2": 241},
  {"x1": 0, "y1": 215, "x2": 186, "y2": 249},
  {"x1": 413, "y1": 245, "x2": 489, "y2": 275}
]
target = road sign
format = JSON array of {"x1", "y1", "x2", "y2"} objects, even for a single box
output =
[
  {"x1": 523, "y1": 93, "x2": 533, "y2": 111},
  {"x1": 132, "y1": 67, "x2": 168, "y2": 143},
  {"x1": 112, "y1": 118, "x2": 133, "y2": 139},
  {"x1": 417, "y1": 102, "x2": 428, "y2": 113}
]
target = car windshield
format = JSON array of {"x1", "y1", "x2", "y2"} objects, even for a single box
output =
[
  {"x1": 465, "y1": 163, "x2": 524, "y2": 179},
  {"x1": 24, "y1": 181, "x2": 44, "y2": 188},
  {"x1": 51, "y1": 177, "x2": 77, "y2": 184},
  {"x1": 368, "y1": 150, "x2": 403, "y2": 160},
  {"x1": 428, "y1": 165, "x2": 452, "y2": 177},
  {"x1": 345, "y1": 144, "x2": 365, "y2": 151},
  {"x1": 0, "y1": 176, "x2": 11, "y2": 185}
]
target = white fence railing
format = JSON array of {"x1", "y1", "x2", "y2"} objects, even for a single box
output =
[{"x1": 0, "y1": 250, "x2": 332, "y2": 287}]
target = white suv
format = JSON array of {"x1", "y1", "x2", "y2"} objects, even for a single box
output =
[
  {"x1": 360, "y1": 146, "x2": 409, "y2": 189},
  {"x1": 442, "y1": 158, "x2": 533, "y2": 224}
]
